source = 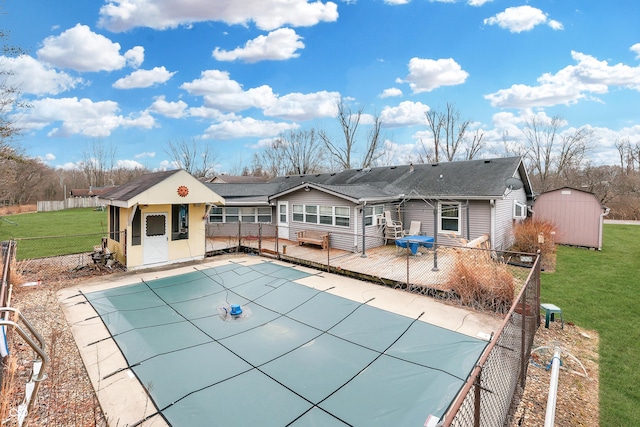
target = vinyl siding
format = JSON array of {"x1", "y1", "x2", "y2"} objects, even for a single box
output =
[{"x1": 278, "y1": 189, "x2": 359, "y2": 252}]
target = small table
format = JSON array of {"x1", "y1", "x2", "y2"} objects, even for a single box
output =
[
  {"x1": 395, "y1": 235, "x2": 434, "y2": 255},
  {"x1": 540, "y1": 303, "x2": 564, "y2": 329}
]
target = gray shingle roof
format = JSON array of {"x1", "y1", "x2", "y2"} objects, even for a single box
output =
[
  {"x1": 205, "y1": 157, "x2": 531, "y2": 204},
  {"x1": 100, "y1": 170, "x2": 181, "y2": 202}
]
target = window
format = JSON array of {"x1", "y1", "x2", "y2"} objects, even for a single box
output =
[
  {"x1": 292, "y1": 204, "x2": 350, "y2": 227},
  {"x1": 279, "y1": 204, "x2": 287, "y2": 223},
  {"x1": 513, "y1": 200, "x2": 527, "y2": 219},
  {"x1": 319, "y1": 206, "x2": 333, "y2": 225},
  {"x1": 364, "y1": 205, "x2": 384, "y2": 226},
  {"x1": 146, "y1": 214, "x2": 166, "y2": 236},
  {"x1": 208, "y1": 206, "x2": 272, "y2": 223},
  {"x1": 109, "y1": 205, "x2": 120, "y2": 242},
  {"x1": 292, "y1": 205, "x2": 304, "y2": 222},
  {"x1": 335, "y1": 207, "x2": 350, "y2": 227},
  {"x1": 172, "y1": 204, "x2": 189, "y2": 240},
  {"x1": 439, "y1": 203, "x2": 461, "y2": 234},
  {"x1": 132, "y1": 208, "x2": 141, "y2": 245}
]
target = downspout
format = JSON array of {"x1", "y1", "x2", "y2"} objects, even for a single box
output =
[
  {"x1": 361, "y1": 202, "x2": 367, "y2": 258},
  {"x1": 598, "y1": 207, "x2": 610, "y2": 250},
  {"x1": 490, "y1": 199, "x2": 496, "y2": 250},
  {"x1": 466, "y1": 199, "x2": 470, "y2": 242}
]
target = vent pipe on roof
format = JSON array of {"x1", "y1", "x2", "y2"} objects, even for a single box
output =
[{"x1": 409, "y1": 163, "x2": 414, "y2": 173}]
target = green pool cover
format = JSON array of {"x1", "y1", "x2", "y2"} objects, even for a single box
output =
[{"x1": 84, "y1": 261, "x2": 487, "y2": 426}]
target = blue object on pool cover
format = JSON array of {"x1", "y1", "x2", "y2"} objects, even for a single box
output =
[
  {"x1": 396, "y1": 235, "x2": 434, "y2": 255},
  {"x1": 84, "y1": 261, "x2": 487, "y2": 427}
]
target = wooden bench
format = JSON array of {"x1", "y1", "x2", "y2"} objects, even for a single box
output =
[{"x1": 296, "y1": 230, "x2": 329, "y2": 249}]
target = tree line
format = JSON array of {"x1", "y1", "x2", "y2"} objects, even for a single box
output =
[{"x1": 1, "y1": 26, "x2": 639, "y2": 218}]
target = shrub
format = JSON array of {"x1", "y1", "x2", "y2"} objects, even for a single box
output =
[
  {"x1": 446, "y1": 246, "x2": 515, "y2": 312},
  {"x1": 511, "y1": 218, "x2": 557, "y2": 254}
]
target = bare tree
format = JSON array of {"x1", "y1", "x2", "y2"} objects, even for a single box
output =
[
  {"x1": 522, "y1": 114, "x2": 593, "y2": 192},
  {"x1": 320, "y1": 99, "x2": 362, "y2": 170},
  {"x1": 165, "y1": 138, "x2": 218, "y2": 178},
  {"x1": 254, "y1": 129, "x2": 325, "y2": 177},
  {"x1": 80, "y1": 139, "x2": 117, "y2": 187},
  {"x1": 422, "y1": 102, "x2": 480, "y2": 162},
  {"x1": 361, "y1": 114, "x2": 384, "y2": 167}
]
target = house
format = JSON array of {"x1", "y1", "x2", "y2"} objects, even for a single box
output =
[
  {"x1": 69, "y1": 186, "x2": 115, "y2": 198},
  {"x1": 206, "y1": 156, "x2": 534, "y2": 252},
  {"x1": 99, "y1": 169, "x2": 224, "y2": 270},
  {"x1": 206, "y1": 174, "x2": 269, "y2": 184},
  {"x1": 532, "y1": 187, "x2": 609, "y2": 250}
]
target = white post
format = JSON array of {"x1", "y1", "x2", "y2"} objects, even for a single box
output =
[{"x1": 544, "y1": 348, "x2": 562, "y2": 427}]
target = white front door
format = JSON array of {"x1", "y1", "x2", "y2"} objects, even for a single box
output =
[
  {"x1": 143, "y1": 213, "x2": 168, "y2": 265},
  {"x1": 277, "y1": 202, "x2": 289, "y2": 240}
]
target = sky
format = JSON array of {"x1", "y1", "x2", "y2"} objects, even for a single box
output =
[{"x1": 3, "y1": 0, "x2": 640, "y2": 173}]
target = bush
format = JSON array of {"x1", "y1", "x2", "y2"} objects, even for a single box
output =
[
  {"x1": 446, "y1": 246, "x2": 515, "y2": 312},
  {"x1": 510, "y1": 218, "x2": 557, "y2": 254}
]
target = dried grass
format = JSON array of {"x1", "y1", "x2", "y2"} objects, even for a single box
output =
[
  {"x1": 446, "y1": 245, "x2": 515, "y2": 312},
  {"x1": 511, "y1": 218, "x2": 558, "y2": 254}
]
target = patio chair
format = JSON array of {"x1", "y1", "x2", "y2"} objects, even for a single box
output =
[
  {"x1": 384, "y1": 211, "x2": 403, "y2": 243},
  {"x1": 403, "y1": 220, "x2": 421, "y2": 237}
]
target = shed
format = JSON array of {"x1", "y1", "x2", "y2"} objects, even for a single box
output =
[
  {"x1": 533, "y1": 187, "x2": 609, "y2": 250},
  {"x1": 99, "y1": 169, "x2": 224, "y2": 270}
]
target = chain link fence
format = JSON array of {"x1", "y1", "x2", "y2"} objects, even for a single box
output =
[
  {"x1": 4, "y1": 223, "x2": 539, "y2": 426},
  {"x1": 207, "y1": 222, "x2": 541, "y2": 426}
]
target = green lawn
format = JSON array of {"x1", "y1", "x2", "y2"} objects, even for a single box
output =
[
  {"x1": 0, "y1": 208, "x2": 108, "y2": 259},
  {"x1": 542, "y1": 224, "x2": 640, "y2": 426}
]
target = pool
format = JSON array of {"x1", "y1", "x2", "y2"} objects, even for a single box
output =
[{"x1": 62, "y1": 257, "x2": 493, "y2": 427}]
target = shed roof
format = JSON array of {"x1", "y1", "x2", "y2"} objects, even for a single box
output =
[{"x1": 100, "y1": 169, "x2": 224, "y2": 208}]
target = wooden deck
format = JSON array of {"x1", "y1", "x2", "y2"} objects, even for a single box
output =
[{"x1": 206, "y1": 236, "x2": 457, "y2": 293}]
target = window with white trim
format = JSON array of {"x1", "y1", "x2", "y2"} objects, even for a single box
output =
[
  {"x1": 513, "y1": 200, "x2": 527, "y2": 219},
  {"x1": 208, "y1": 206, "x2": 271, "y2": 223},
  {"x1": 364, "y1": 205, "x2": 384, "y2": 226},
  {"x1": 292, "y1": 204, "x2": 350, "y2": 227},
  {"x1": 439, "y1": 203, "x2": 461, "y2": 234}
]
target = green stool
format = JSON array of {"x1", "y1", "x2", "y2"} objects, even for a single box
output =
[{"x1": 541, "y1": 303, "x2": 563, "y2": 329}]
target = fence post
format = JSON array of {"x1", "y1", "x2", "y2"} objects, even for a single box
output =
[
  {"x1": 405, "y1": 247, "x2": 410, "y2": 289},
  {"x1": 327, "y1": 233, "x2": 330, "y2": 272},
  {"x1": 474, "y1": 366, "x2": 482, "y2": 427},
  {"x1": 258, "y1": 224, "x2": 262, "y2": 255}
]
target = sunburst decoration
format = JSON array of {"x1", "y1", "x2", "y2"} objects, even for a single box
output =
[{"x1": 177, "y1": 185, "x2": 189, "y2": 197}]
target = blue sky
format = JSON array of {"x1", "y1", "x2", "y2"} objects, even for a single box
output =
[{"x1": 3, "y1": 0, "x2": 640, "y2": 173}]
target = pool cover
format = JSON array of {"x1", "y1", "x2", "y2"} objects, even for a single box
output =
[{"x1": 84, "y1": 261, "x2": 487, "y2": 427}]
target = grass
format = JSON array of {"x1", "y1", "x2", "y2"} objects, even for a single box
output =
[
  {"x1": 541, "y1": 224, "x2": 640, "y2": 426},
  {"x1": 0, "y1": 208, "x2": 108, "y2": 259}
]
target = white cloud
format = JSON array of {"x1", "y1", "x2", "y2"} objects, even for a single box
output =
[
  {"x1": 379, "y1": 101, "x2": 430, "y2": 127},
  {"x1": 468, "y1": 0, "x2": 492, "y2": 6},
  {"x1": 113, "y1": 66, "x2": 176, "y2": 89},
  {"x1": 116, "y1": 159, "x2": 146, "y2": 169},
  {"x1": 182, "y1": 69, "x2": 339, "y2": 120},
  {"x1": 384, "y1": 0, "x2": 410, "y2": 4},
  {"x1": 262, "y1": 91, "x2": 340, "y2": 120},
  {"x1": 485, "y1": 51, "x2": 640, "y2": 108},
  {"x1": 98, "y1": 0, "x2": 339, "y2": 32},
  {"x1": 148, "y1": 96, "x2": 188, "y2": 118},
  {"x1": 379, "y1": 87, "x2": 403, "y2": 98},
  {"x1": 135, "y1": 151, "x2": 156, "y2": 158},
  {"x1": 181, "y1": 70, "x2": 277, "y2": 112},
  {"x1": 631, "y1": 43, "x2": 640, "y2": 59},
  {"x1": 37, "y1": 24, "x2": 144, "y2": 72},
  {"x1": 213, "y1": 28, "x2": 304, "y2": 63},
  {"x1": 16, "y1": 97, "x2": 155, "y2": 137},
  {"x1": 201, "y1": 117, "x2": 299, "y2": 139},
  {"x1": 3, "y1": 55, "x2": 82, "y2": 95},
  {"x1": 397, "y1": 57, "x2": 468, "y2": 93},
  {"x1": 483, "y1": 6, "x2": 562, "y2": 33}
]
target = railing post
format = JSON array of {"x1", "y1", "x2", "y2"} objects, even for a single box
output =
[
  {"x1": 474, "y1": 366, "x2": 482, "y2": 427},
  {"x1": 327, "y1": 233, "x2": 330, "y2": 272},
  {"x1": 258, "y1": 224, "x2": 262, "y2": 255}
]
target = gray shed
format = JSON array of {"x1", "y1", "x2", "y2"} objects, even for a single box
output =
[{"x1": 533, "y1": 187, "x2": 609, "y2": 250}]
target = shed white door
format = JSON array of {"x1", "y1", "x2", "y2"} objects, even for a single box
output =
[
  {"x1": 277, "y1": 202, "x2": 289, "y2": 240},
  {"x1": 143, "y1": 213, "x2": 168, "y2": 265}
]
